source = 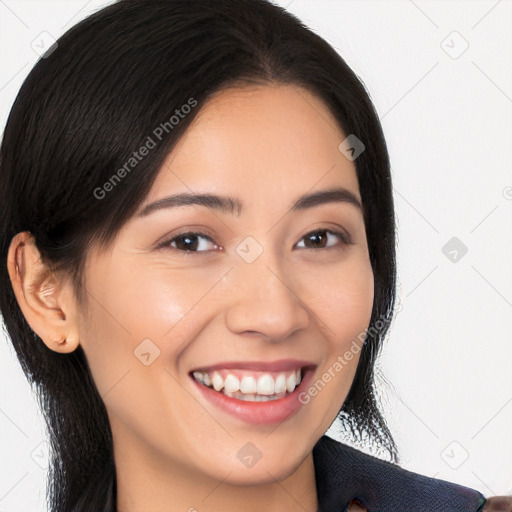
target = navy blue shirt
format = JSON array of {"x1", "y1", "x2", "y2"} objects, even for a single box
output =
[{"x1": 312, "y1": 434, "x2": 487, "y2": 512}]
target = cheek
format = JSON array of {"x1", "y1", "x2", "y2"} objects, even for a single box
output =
[
  {"x1": 329, "y1": 256, "x2": 374, "y2": 376},
  {"x1": 303, "y1": 252, "x2": 374, "y2": 341},
  {"x1": 298, "y1": 255, "x2": 374, "y2": 416},
  {"x1": 76, "y1": 264, "x2": 260, "y2": 475},
  {"x1": 77, "y1": 259, "x2": 224, "y2": 395}
]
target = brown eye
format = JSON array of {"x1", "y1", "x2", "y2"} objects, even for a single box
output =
[
  {"x1": 158, "y1": 232, "x2": 218, "y2": 252},
  {"x1": 296, "y1": 229, "x2": 351, "y2": 250}
]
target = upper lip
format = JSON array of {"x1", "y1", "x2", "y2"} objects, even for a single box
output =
[{"x1": 190, "y1": 359, "x2": 316, "y2": 373}]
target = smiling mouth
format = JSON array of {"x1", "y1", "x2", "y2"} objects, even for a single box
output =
[{"x1": 190, "y1": 366, "x2": 306, "y2": 402}]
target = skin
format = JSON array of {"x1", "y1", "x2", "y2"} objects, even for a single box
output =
[{"x1": 8, "y1": 84, "x2": 374, "y2": 512}]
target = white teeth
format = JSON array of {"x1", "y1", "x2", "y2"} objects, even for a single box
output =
[
  {"x1": 286, "y1": 372, "x2": 296, "y2": 393},
  {"x1": 224, "y1": 374, "x2": 239, "y2": 394},
  {"x1": 257, "y1": 374, "x2": 275, "y2": 395},
  {"x1": 192, "y1": 368, "x2": 303, "y2": 398},
  {"x1": 211, "y1": 371, "x2": 223, "y2": 392},
  {"x1": 226, "y1": 391, "x2": 281, "y2": 401},
  {"x1": 240, "y1": 375, "x2": 257, "y2": 394},
  {"x1": 274, "y1": 373, "x2": 286, "y2": 394}
]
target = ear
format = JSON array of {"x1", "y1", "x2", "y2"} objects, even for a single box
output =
[{"x1": 6, "y1": 231, "x2": 80, "y2": 353}]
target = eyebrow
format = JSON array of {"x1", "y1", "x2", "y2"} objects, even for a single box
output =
[{"x1": 136, "y1": 186, "x2": 362, "y2": 217}]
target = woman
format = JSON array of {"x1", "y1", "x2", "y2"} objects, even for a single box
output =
[{"x1": 0, "y1": 1, "x2": 509, "y2": 511}]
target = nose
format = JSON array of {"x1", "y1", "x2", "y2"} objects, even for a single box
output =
[{"x1": 224, "y1": 252, "x2": 310, "y2": 342}]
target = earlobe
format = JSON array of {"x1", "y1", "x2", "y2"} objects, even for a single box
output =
[{"x1": 6, "y1": 231, "x2": 80, "y2": 354}]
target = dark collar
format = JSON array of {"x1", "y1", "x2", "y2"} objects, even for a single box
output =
[{"x1": 312, "y1": 435, "x2": 486, "y2": 512}]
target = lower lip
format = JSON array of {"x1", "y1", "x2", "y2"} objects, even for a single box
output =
[{"x1": 190, "y1": 367, "x2": 315, "y2": 425}]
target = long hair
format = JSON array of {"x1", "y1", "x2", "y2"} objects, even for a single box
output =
[{"x1": 0, "y1": 1, "x2": 398, "y2": 510}]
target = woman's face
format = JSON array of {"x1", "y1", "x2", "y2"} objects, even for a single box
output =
[{"x1": 78, "y1": 84, "x2": 374, "y2": 486}]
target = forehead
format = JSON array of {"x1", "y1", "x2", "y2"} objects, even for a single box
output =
[{"x1": 146, "y1": 84, "x2": 360, "y2": 208}]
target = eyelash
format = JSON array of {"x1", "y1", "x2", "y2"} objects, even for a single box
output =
[{"x1": 156, "y1": 228, "x2": 352, "y2": 253}]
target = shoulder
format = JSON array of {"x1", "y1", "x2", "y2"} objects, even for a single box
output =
[{"x1": 312, "y1": 434, "x2": 509, "y2": 512}]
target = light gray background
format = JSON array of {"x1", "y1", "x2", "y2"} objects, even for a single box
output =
[{"x1": 1, "y1": 1, "x2": 511, "y2": 510}]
